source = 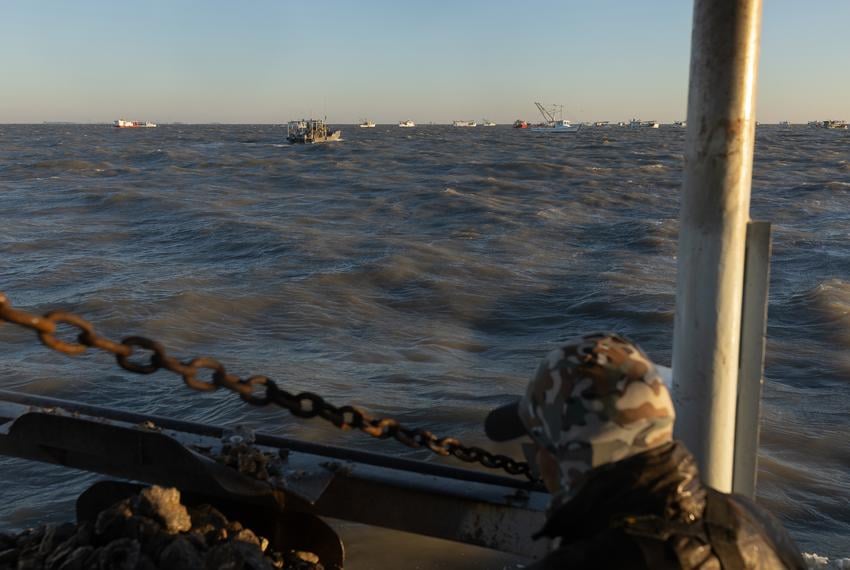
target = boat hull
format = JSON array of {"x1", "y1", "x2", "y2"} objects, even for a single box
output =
[
  {"x1": 288, "y1": 131, "x2": 342, "y2": 144},
  {"x1": 530, "y1": 126, "x2": 581, "y2": 133}
]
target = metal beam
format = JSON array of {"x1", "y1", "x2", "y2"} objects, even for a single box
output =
[
  {"x1": 0, "y1": 391, "x2": 548, "y2": 559},
  {"x1": 0, "y1": 389, "x2": 538, "y2": 491}
]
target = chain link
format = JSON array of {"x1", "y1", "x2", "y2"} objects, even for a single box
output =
[{"x1": 0, "y1": 293, "x2": 534, "y2": 480}]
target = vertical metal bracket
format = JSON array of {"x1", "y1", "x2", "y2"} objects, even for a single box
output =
[{"x1": 733, "y1": 220, "x2": 772, "y2": 497}]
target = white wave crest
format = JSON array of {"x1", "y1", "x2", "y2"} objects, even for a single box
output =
[{"x1": 804, "y1": 552, "x2": 850, "y2": 569}]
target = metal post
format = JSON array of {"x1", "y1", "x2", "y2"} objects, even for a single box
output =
[
  {"x1": 672, "y1": 0, "x2": 763, "y2": 492},
  {"x1": 733, "y1": 221, "x2": 772, "y2": 497}
]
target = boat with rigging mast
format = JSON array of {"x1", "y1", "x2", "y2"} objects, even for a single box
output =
[{"x1": 529, "y1": 102, "x2": 581, "y2": 133}]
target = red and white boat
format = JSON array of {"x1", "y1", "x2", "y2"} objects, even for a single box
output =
[{"x1": 113, "y1": 119, "x2": 157, "y2": 128}]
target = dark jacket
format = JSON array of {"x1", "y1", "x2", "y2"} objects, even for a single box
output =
[{"x1": 529, "y1": 441, "x2": 806, "y2": 569}]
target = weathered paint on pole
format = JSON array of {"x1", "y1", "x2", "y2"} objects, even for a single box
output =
[
  {"x1": 733, "y1": 221, "x2": 772, "y2": 497},
  {"x1": 672, "y1": 0, "x2": 763, "y2": 492}
]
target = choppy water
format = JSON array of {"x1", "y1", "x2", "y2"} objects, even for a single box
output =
[{"x1": 0, "y1": 124, "x2": 848, "y2": 565}]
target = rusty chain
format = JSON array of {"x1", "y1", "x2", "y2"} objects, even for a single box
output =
[{"x1": 0, "y1": 292, "x2": 533, "y2": 480}]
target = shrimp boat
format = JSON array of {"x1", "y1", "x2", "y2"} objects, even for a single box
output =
[
  {"x1": 513, "y1": 120, "x2": 528, "y2": 129},
  {"x1": 286, "y1": 119, "x2": 342, "y2": 144},
  {"x1": 113, "y1": 119, "x2": 156, "y2": 128},
  {"x1": 398, "y1": 120, "x2": 416, "y2": 128},
  {"x1": 452, "y1": 120, "x2": 477, "y2": 127},
  {"x1": 529, "y1": 102, "x2": 581, "y2": 133},
  {"x1": 359, "y1": 119, "x2": 376, "y2": 128},
  {"x1": 481, "y1": 120, "x2": 497, "y2": 127}
]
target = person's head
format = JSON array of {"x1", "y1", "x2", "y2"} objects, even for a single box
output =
[{"x1": 485, "y1": 332, "x2": 675, "y2": 504}]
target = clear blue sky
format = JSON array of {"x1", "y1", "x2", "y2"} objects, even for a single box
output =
[{"x1": 1, "y1": 0, "x2": 847, "y2": 123}]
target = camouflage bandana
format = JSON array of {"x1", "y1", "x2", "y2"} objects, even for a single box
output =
[{"x1": 519, "y1": 332, "x2": 675, "y2": 507}]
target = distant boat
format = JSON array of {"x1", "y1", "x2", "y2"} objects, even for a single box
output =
[
  {"x1": 593, "y1": 121, "x2": 609, "y2": 127},
  {"x1": 531, "y1": 119, "x2": 581, "y2": 133},
  {"x1": 778, "y1": 121, "x2": 791, "y2": 127},
  {"x1": 398, "y1": 120, "x2": 416, "y2": 128},
  {"x1": 530, "y1": 102, "x2": 581, "y2": 133},
  {"x1": 513, "y1": 120, "x2": 528, "y2": 129},
  {"x1": 113, "y1": 119, "x2": 156, "y2": 128},
  {"x1": 812, "y1": 120, "x2": 848, "y2": 130},
  {"x1": 452, "y1": 120, "x2": 477, "y2": 127},
  {"x1": 481, "y1": 120, "x2": 496, "y2": 127},
  {"x1": 359, "y1": 119, "x2": 376, "y2": 128},
  {"x1": 629, "y1": 119, "x2": 659, "y2": 129},
  {"x1": 674, "y1": 120, "x2": 687, "y2": 128},
  {"x1": 286, "y1": 119, "x2": 342, "y2": 144}
]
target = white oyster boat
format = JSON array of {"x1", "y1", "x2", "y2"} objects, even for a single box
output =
[
  {"x1": 531, "y1": 119, "x2": 581, "y2": 133},
  {"x1": 398, "y1": 120, "x2": 415, "y2": 128},
  {"x1": 113, "y1": 119, "x2": 156, "y2": 128},
  {"x1": 629, "y1": 119, "x2": 660, "y2": 129},
  {"x1": 452, "y1": 120, "x2": 477, "y2": 127},
  {"x1": 359, "y1": 119, "x2": 376, "y2": 128},
  {"x1": 481, "y1": 120, "x2": 496, "y2": 127}
]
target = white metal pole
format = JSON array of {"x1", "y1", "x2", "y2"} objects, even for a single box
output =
[{"x1": 672, "y1": 0, "x2": 763, "y2": 492}]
